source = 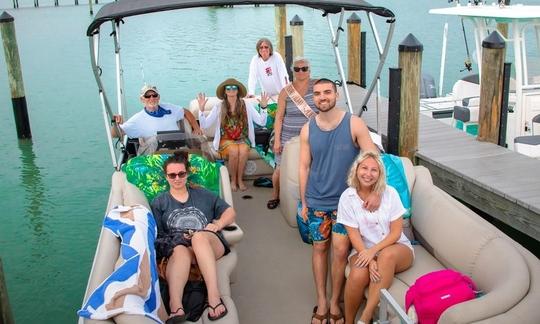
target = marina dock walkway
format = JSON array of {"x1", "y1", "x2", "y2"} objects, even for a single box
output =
[{"x1": 342, "y1": 85, "x2": 540, "y2": 242}]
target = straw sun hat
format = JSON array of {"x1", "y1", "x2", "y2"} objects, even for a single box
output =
[{"x1": 216, "y1": 78, "x2": 247, "y2": 99}]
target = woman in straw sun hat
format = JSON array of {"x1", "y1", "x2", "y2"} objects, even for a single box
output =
[{"x1": 197, "y1": 78, "x2": 269, "y2": 191}]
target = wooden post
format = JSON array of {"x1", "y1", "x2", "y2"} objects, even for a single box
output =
[
  {"x1": 54, "y1": 0, "x2": 58, "y2": 6},
  {"x1": 75, "y1": 0, "x2": 79, "y2": 5},
  {"x1": 284, "y1": 35, "x2": 293, "y2": 81},
  {"x1": 34, "y1": 0, "x2": 38, "y2": 7},
  {"x1": 398, "y1": 34, "x2": 423, "y2": 161},
  {"x1": 497, "y1": 0, "x2": 511, "y2": 37},
  {"x1": 89, "y1": 0, "x2": 93, "y2": 15},
  {"x1": 361, "y1": 31, "x2": 366, "y2": 87},
  {"x1": 478, "y1": 31, "x2": 506, "y2": 144},
  {"x1": 274, "y1": 4, "x2": 286, "y2": 56},
  {"x1": 11, "y1": 0, "x2": 18, "y2": 9},
  {"x1": 0, "y1": 259, "x2": 14, "y2": 324},
  {"x1": 290, "y1": 15, "x2": 303, "y2": 58},
  {"x1": 0, "y1": 12, "x2": 32, "y2": 139},
  {"x1": 347, "y1": 13, "x2": 361, "y2": 85}
]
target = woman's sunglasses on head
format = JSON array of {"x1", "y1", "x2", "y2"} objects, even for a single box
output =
[
  {"x1": 144, "y1": 93, "x2": 159, "y2": 99},
  {"x1": 225, "y1": 85, "x2": 238, "y2": 91},
  {"x1": 167, "y1": 171, "x2": 188, "y2": 179},
  {"x1": 293, "y1": 66, "x2": 309, "y2": 72}
]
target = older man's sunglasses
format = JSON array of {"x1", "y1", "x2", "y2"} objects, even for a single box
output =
[
  {"x1": 293, "y1": 66, "x2": 309, "y2": 72},
  {"x1": 144, "y1": 93, "x2": 159, "y2": 98}
]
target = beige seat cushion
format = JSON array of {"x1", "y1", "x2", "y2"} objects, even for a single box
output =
[
  {"x1": 279, "y1": 136, "x2": 301, "y2": 227},
  {"x1": 411, "y1": 167, "x2": 530, "y2": 323}
]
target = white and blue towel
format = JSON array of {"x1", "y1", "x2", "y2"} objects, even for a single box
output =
[{"x1": 78, "y1": 205, "x2": 163, "y2": 323}]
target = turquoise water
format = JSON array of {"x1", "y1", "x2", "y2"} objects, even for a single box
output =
[{"x1": 0, "y1": 1, "x2": 537, "y2": 323}]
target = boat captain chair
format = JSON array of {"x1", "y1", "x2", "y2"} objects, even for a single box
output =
[
  {"x1": 188, "y1": 97, "x2": 274, "y2": 177},
  {"x1": 514, "y1": 113, "x2": 540, "y2": 158}
]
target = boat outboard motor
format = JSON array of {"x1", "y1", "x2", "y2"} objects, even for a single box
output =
[{"x1": 420, "y1": 73, "x2": 437, "y2": 99}]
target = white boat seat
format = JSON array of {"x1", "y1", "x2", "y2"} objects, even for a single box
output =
[
  {"x1": 532, "y1": 113, "x2": 540, "y2": 135},
  {"x1": 514, "y1": 135, "x2": 540, "y2": 158}
]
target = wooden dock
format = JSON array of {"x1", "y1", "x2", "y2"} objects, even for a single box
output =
[{"x1": 340, "y1": 84, "x2": 540, "y2": 242}]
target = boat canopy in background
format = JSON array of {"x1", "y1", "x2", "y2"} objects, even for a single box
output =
[{"x1": 87, "y1": 0, "x2": 394, "y2": 35}]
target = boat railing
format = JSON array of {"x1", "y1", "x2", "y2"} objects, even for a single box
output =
[{"x1": 378, "y1": 288, "x2": 413, "y2": 324}]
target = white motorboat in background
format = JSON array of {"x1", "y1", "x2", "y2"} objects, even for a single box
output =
[{"x1": 420, "y1": 1, "x2": 540, "y2": 158}]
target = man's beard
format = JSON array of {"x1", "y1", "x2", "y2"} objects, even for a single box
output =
[{"x1": 316, "y1": 98, "x2": 336, "y2": 112}]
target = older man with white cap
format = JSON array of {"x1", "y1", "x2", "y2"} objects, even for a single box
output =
[{"x1": 112, "y1": 84, "x2": 202, "y2": 155}]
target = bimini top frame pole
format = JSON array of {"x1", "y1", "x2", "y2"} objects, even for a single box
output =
[
  {"x1": 359, "y1": 13, "x2": 395, "y2": 116},
  {"x1": 326, "y1": 8, "x2": 354, "y2": 113}
]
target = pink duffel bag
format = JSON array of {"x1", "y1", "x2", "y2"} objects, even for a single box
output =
[{"x1": 405, "y1": 269, "x2": 477, "y2": 324}]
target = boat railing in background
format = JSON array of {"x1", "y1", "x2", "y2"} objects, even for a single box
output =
[{"x1": 378, "y1": 289, "x2": 413, "y2": 324}]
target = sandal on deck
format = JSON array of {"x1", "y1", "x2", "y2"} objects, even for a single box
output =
[
  {"x1": 267, "y1": 198, "x2": 280, "y2": 209},
  {"x1": 311, "y1": 306, "x2": 328, "y2": 324},
  {"x1": 329, "y1": 308, "x2": 344, "y2": 324},
  {"x1": 207, "y1": 298, "x2": 228, "y2": 321},
  {"x1": 166, "y1": 307, "x2": 186, "y2": 324}
]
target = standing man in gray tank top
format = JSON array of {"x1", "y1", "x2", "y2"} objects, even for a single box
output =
[{"x1": 299, "y1": 78, "x2": 381, "y2": 324}]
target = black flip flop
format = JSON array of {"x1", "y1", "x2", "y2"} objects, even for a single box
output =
[
  {"x1": 207, "y1": 298, "x2": 228, "y2": 321},
  {"x1": 166, "y1": 307, "x2": 187, "y2": 324},
  {"x1": 267, "y1": 198, "x2": 280, "y2": 209}
]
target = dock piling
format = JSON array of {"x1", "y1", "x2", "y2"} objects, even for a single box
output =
[
  {"x1": 347, "y1": 13, "x2": 362, "y2": 86},
  {"x1": 0, "y1": 11, "x2": 31, "y2": 139},
  {"x1": 0, "y1": 258, "x2": 14, "y2": 324},
  {"x1": 387, "y1": 68, "x2": 402, "y2": 155},
  {"x1": 290, "y1": 15, "x2": 303, "y2": 58},
  {"x1": 398, "y1": 34, "x2": 423, "y2": 161},
  {"x1": 478, "y1": 31, "x2": 506, "y2": 144},
  {"x1": 89, "y1": 0, "x2": 93, "y2": 15},
  {"x1": 274, "y1": 4, "x2": 286, "y2": 56},
  {"x1": 284, "y1": 35, "x2": 293, "y2": 81}
]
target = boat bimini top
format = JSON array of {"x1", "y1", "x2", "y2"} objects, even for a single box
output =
[{"x1": 87, "y1": 0, "x2": 395, "y2": 170}]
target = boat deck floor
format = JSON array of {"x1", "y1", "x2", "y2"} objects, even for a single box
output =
[{"x1": 230, "y1": 184, "x2": 316, "y2": 323}]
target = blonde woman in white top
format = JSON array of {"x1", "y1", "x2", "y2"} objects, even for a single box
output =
[{"x1": 337, "y1": 151, "x2": 414, "y2": 324}]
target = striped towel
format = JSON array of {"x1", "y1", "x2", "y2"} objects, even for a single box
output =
[{"x1": 78, "y1": 205, "x2": 164, "y2": 323}]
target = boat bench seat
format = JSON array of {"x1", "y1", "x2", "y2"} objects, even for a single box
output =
[
  {"x1": 80, "y1": 167, "x2": 243, "y2": 324},
  {"x1": 361, "y1": 160, "x2": 539, "y2": 323},
  {"x1": 278, "y1": 137, "x2": 540, "y2": 323},
  {"x1": 188, "y1": 97, "x2": 274, "y2": 177},
  {"x1": 514, "y1": 135, "x2": 540, "y2": 158}
]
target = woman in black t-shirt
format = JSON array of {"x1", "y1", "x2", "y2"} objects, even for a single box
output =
[{"x1": 151, "y1": 152, "x2": 235, "y2": 323}]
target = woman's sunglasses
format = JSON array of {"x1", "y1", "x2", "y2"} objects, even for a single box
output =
[
  {"x1": 166, "y1": 171, "x2": 188, "y2": 179},
  {"x1": 293, "y1": 66, "x2": 309, "y2": 72},
  {"x1": 143, "y1": 93, "x2": 159, "y2": 98},
  {"x1": 225, "y1": 85, "x2": 238, "y2": 91}
]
